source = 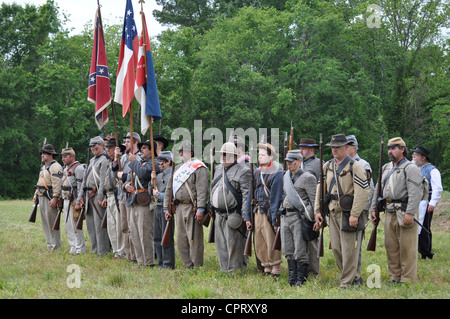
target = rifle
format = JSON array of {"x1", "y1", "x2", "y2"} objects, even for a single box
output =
[
  {"x1": 161, "y1": 141, "x2": 176, "y2": 246},
  {"x1": 29, "y1": 197, "x2": 39, "y2": 223},
  {"x1": 283, "y1": 132, "x2": 288, "y2": 171},
  {"x1": 75, "y1": 147, "x2": 91, "y2": 230},
  {"x1": 207, "y1": 136, "x2": 215, "y2": 243},
  {"x1": 367, "y1": 134, "x2": 384, "y2": 251},
  {"x1": 29, "y1": 138, "x2": 47, "y2": 223},
  {"x1": 52, "y1": 197, "x2": 64, "y2": 231},
  {"x1": 317, "y1": 133, "x2": 328, "y2": 258},
  {"x1": 244, "y1": 143, "x2": 255, "y2": 256}
]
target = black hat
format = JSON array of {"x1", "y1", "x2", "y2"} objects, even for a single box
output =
[
  {"x1": 153, "y1": 134, "x2": 169, "y2": 150},
  {"x1": 298, "y1": 137, "x2": 318, "y2": 148},
  {"x1": 105, "y1": 138, "x2": 126, "y2": 153},
  {"x1": 325, "y1": 134, "x2": 348, "y2": 147},
  {"x1": 39, "y1": 144, "x2": 58, "y2": 155},
  {"x1": 138, "y1": 140, "x2": 158, "y2": 156},
  {"x1": 411, "y1": 146, "x2": 430, "y2": 160}
]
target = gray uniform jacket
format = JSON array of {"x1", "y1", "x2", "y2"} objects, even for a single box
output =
[
  {"x1": 125, "y1": 157, "x2": 161, "y2": 207},
  {"x1": 302, "y1": 156, "x2": 322, "y2": 182},
  {"x1": 370, "y1": 159, "x2": 424, "y2": 216},
  {"x1": 210, "y1": 162, "x2": 251, "y2": 216},
  {"x1": 282, "y1": 169, "x2": 317, "y2": 221},
  {"x1": 62, "y1": 161, "x2": 85, "y2": 203},
  {"x1": 78, "y1": 152, "x2": 109, "y2": 201},
  {"x1": 149, "y1": 168, "x2": 172, "y2": 207}
]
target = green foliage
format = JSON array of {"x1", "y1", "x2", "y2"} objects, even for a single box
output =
[{"x1": 0, "y1": 0, "x2": 449, "y2": 198}]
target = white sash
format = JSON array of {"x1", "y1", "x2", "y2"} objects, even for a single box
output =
[{"x1": 172, "y1": 159, "x2": 207, "y2": 196}]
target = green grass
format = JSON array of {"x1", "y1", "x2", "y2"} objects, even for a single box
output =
[{"x1": 0, "y1": 199, "x2": 448, "y2": 299}]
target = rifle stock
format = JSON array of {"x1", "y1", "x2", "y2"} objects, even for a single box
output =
[
  {"x1": 272, "y1": 227, "x2": 281, "y2": 251},
  {"x1": 52, "y1": 197, "x2": 64, "y2": 231},
  {"x1": 162, "y1": 144, "x2": 176, "y2": 246},
  {"x1": 29, "y1": 198, "x2": 39, "y2": 223},
  {"x1": 367, "y1": 134, "x2": 384, "y2": 251}
]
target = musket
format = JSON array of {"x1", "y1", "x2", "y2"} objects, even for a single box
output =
[
  {"x1": 367, "y1": 134, "x2": 384, "y2": 251},
  {"x1": 317, "y1": 133, "x2": 328, "y2": 258},
  {"x1": 161, "y1": 140, "x2": 176, "y2": 246},
  {"x1": 76, "y1": 146, "x2": 91, "y2": 230},
  {"x1": 52, "y1": 197, "x2": 64, "y2": 231},
  {"x1": 244, "y1": 142, "x2": 255, "y2": 256},
  {"x1": 289, "y1": 121, "x2": 294, "y2": 150},
  {"x1": 283, "y1": 132, "x2": 288, "y2": 171},
  {"x1": 207, "y1": 136, "x2": 215, "y2": 243},
  {"x1": 29, "y1": 137, "x2": 47, "y2": 223}
]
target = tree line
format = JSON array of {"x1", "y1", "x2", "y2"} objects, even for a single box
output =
[{"x1": 0, "y1": 0, "x2": 448, "y2": 199}]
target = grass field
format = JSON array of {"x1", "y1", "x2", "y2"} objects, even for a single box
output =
[{"x1": 0, "y1": 197, "x2": 448, "y2": 301}]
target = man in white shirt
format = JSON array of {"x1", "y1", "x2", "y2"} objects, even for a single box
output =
[{"x1": 412, "y1": 146, "x2": 443, "y2": 260}]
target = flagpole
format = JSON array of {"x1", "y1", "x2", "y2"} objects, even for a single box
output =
[{"x1": 139, "y1": 0, "x2": 156, "y2": 188}]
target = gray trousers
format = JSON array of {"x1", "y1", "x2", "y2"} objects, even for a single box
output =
[
  {"x1": 119, "y1": 198, "x2": 136, "y2": 261},
  {"x1": 280, "y1": 211, "x2": 309, "y2": 263},
  {"x1": 130, "y1": 202, "x2": 155, "y2": 266},
  {"x1": 106, "y1": 193, "x2": 125, "y2": 258},
  {"x1": 176, "y1": 203, "x2": 204, "y2": 267},
  {"x1": 63, "y1": 199, "x2": 85, "y2": 254},
  {"x1": 329, "y1": 209, "x2": 362, "y2": 288},
  {"x1": 214, "y1": 213, "x2": 246, "y2": 273},
  {"x1": 39, "y1": 195, "x2": 61, "y2": 251},
  {"x1": 154, "y1": 204, "x2": 175, "y2": 269},
  {"x1": 85, "y1": 192, "x2": 110, "y2": 256}
]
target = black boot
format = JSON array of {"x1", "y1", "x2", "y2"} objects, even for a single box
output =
[
  {"x1": 295, "y1": 262, "x2": 308, "y2": 286},
  {"x1": 287, "y1": 259, "x2": 297, "y2": 286}
]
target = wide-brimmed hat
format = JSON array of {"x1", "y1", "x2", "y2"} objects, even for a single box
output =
[
  {"x1": 257, "y1": 143, "x2": 277, "y2": 158},
  {"x1": 105, "y1": 138, "x2": 126, "y2": 153},
  {"x1": 411, "y1": 146, "x2": 430, "y2": 160},
  {"x1": 61, "y1": 147, "x2": 75, "y2": 156},
  {"x1": 297, "y1": 138, "x2": 318, "y2": 148},
  {"x1": 387, "y1": 137, "x2": 406, "y2": 148},
  {"x1": 153, "y1": 134, "x2": 169, "y2": 150},
  {"x1": 40, "y1": 144, "x2": 58, "y2": 155},
  {"x1": 219, "y1": 142, "x2": 238, "y2": 155},
  {"x1": 285, "y1": 149, "x2": 303, "y2": 162},
  {"x1": 138, "y1": 140, "x2": 158, "y2": 156},
  {"x1": 325, "y1": 134, "x2": 348, "y2": 147}
]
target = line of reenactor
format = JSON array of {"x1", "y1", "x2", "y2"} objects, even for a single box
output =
[{"x1": 31, "y1": 132, "x2": 431, "y2": 288}]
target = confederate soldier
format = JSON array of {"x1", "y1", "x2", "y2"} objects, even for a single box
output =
[
  {"x1": 370, "y1": 137, "x2": 424, "y2": 282},
  {"x1": 105, "y1": 138, "x2": 126, "y2": 259},
  {"x1": 77, "y1": 136, "x2": 110, "y2": 256},
  {"x1": 230, "y1": 135, "x2": 250, "y2": 164},
  {"x1": 150, "y1": 150, "x2": 175, "y2": 269},
  {"x1": 33, "y1": 144, "x2": 63, "y2": 251},
  {"x1": 298, "y1": 137, "x2": 321, "y2": 276},
  {"x1": 244, "y1": 143, "x2": 283, "y2": 277},
  {"x1": 114, "y1": 131, "x2": 141, "y2": 262},
  {"x1": 210, "y1": 142, "x2": 251, "y2": 273},
  {"x1": 346, "y1": 135, "x2": 374, "y2": 272},
  {"x1": 280, "y1": 149, "x2": 317, "y2": 286},
  {"x1": 61, "y1": 148, "x2": 86, "y2": 254},
  {"x1": 164, "y1": 141, "x2": 209, "y2": 268},
  {"x1": 124, "y1": 140, "x2": 160, "y2": 267},
  {"x1": 412, "y1": 146, "x2": 443, "y2": 260},
  {"x1": 153, "y1": 134, "x2": 169, "y2": 156},
  {"x1": 314, "y1": 134, "x2": 370, "y2": 288}
]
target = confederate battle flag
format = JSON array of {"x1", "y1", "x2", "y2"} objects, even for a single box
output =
[{"x1": 88, "y1": 4, "x2": 111, "y2": 130}]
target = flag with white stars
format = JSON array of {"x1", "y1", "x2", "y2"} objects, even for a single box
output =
[
  {"x1": 88, "y1": 5, "x2": 111, "y2": 130},
  {"x1": 135, "y1": 12, "x2": 161, "y2": 135},
  {"x1": 114, "y1": 0, "x2": 139, "y2": 117}
]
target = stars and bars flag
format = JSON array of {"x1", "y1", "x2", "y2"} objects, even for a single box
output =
[
  {"x1": 135, "y1": 12, "x2": 161, "y2": 135},
  {"x1": 88, "y1": 5, "x2": 110, "y2": 130},
  {"x1": 114, "y1": 0, "x2": 138, "y2": 117}
]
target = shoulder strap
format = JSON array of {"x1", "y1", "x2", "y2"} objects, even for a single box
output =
[{"x1": 223, "y1": 165, "x2": 242, "y2": 212}]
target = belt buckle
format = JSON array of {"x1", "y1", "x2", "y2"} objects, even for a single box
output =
[{"x1": 386, "y1": 197, "x2": 392, "y2": 204}]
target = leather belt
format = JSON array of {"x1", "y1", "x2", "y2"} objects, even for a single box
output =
[
  {"x1": 131, "y1": 188, "x2": 148, "y2": 194},
  {"x1": 174, "y1": 199, "x2": 192, "y2": 205}
]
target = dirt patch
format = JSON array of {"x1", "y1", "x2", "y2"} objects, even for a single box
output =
[{"x1": 432, "y1": 195, "x2": 449, "y2": 233}]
